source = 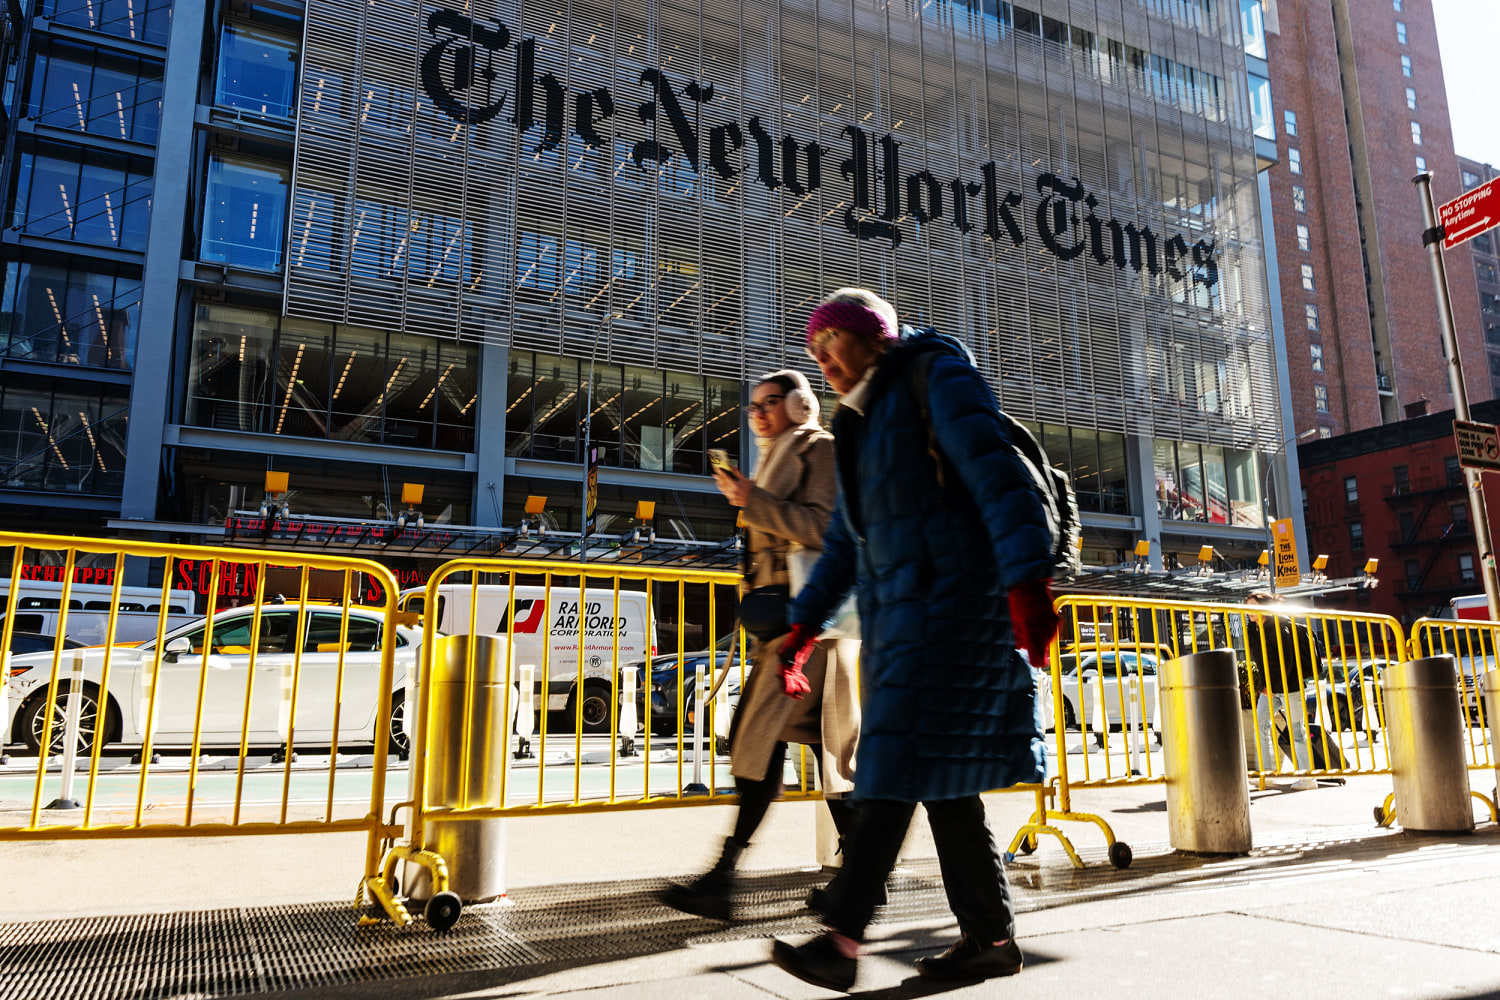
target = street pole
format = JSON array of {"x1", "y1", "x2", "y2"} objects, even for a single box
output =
[
  {"x1": 1261, "y1": 430, "x2": 1314, "y2": 595},
  {"x1": 580, "y1": 313, "x2": 621, "y2": 565},
  {"x1": 1415, "y1": 172, "x2": 1500, "y2": 621}
]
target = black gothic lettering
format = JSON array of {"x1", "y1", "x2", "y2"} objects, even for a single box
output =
[
  {"x1": 1164, "y1": 233, "x2": 1190, "y2": 280},
  {"x1": 747, "y1": 116, "x2": 780, "y2": 189},
  {"x1": 981, "y1": 163, "x2": 1025, "y2": 245},
  {"x1": 907, "y1": 170, "x2": 943, "y2": 223},
  {"x1": 710, "y1": 122, "x2": 743, "y2": 180},
  {"x1": 781, "y1": 135, "x2": 824, "y2": 196},
  {"x1": 513, "y1": 37, "x2": 566, "y2": 151},
  {"x1": 1193, "y1": 239, "x2": 1219, "y2": 288},
  {"x1": 421, "y1": 9, "x2": 512, "y2": 125},
  {"x1": 1110, "y1": 220, "x2": 1161, "y2": 275},
  {"x1": 842, "y1": 125, "x2": 901, "y2": 245},
  {"x1": 1084, "y1": 194, "x2": 1110, "y2": 266},
  {"x1": 573, "y1": 88, "x2": 614, "y2": 147},
  {"x1": 950, "y1": 178, "x2": 981, "y2": 233},
  {"x1": 632, "y1": 69, "x2": 709, "y2": 170},
  {"x1": 1035, "y1": 173, "x2": 1087, "y2": 260}
]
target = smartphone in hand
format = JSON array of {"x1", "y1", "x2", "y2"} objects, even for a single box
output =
[{"x1": 709, "y1": 448, "x2": 734, "y2": 472}]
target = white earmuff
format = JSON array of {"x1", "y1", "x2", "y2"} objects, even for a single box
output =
[{"x1": 784, "y1": 387, "x2": 818, "y2": 424}]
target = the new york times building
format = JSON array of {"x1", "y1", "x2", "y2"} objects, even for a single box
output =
[{"x1": 0, "y1": 0, "x2": 1294, "y2": 567}]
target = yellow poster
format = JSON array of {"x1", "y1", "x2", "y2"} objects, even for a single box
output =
[{"x1": 1273, "y1": 518, "x2": 1300, "y2": 588}]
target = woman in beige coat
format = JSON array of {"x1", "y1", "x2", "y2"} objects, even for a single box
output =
[{"x1": 661, "y1": 369, "x2": 861, "y2": 921}]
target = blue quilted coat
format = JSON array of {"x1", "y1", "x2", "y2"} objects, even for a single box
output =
[{"x1": 789, "y1": 328, "x2": 1052, "y2": 802}]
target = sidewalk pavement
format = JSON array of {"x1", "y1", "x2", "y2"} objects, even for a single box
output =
[{"x1": 4, "y1": 774, "x2": 1500, "y2": 999}]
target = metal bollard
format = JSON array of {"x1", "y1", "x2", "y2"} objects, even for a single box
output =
[
  {"x1": 1381, "y1": 656, "x2": 1474, "y2": 833},
  {"x1": 46, "y1": 652, "x2": 87, "y2": 810},
  {"x1": 1158, "y1": 650, "x2": 1251, "y2": 854},
  {"x1": 1486, "y1": 670, "x2": 1500, "y2": 804},
  {"x1": 618, "y1": 665, "x2": 638, "y2": 757},
  {"x1": 408, "y1": 634, "x2": 515, "y2": 903}
]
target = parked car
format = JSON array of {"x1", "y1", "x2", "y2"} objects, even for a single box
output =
[
  {"x1": 638, "y1": 632, "x2": 747, "y2": 743},
  {"x1": 3, "y1": 604, "x2": 420, "y2": 755},
  {"x1": 1056, "y1": 646, "x2": 1167, "y2": 739},
  {"x1": 1305, "y1": 659, "x2": 1392, "y2": 732},
  {"x1": 6, "y1": 632, "x2": 86, "y2": 656}
]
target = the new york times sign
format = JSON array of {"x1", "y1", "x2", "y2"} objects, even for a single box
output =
[{"x1": 419, "y1": 9, "x2": 1219, "y2": 297}]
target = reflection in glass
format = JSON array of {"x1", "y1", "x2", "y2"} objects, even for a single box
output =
[
  {"x1": 0, "y1": 263, "x2": 140, "y2": 369},
  {"x1": 0, "y1": 383, "x2": 127, "y2": 494},
  {"x1": 1248, "y1": 73, "x2": 1273, "y2": 139},
  {"x1": 29, "y1": 41, "x2": 163, "y2": 142},
  {"x1": 42, "y1": 0, "x2": 172, "y2": 45},
  {"x1": 202, "y1": 156, "x2": 289, "y2": 272},
  {"x1": 1241, "y1": 0, "x2": 1266, "y2": 58},
  {"x1": 13, "y1": 149, "x2": 151, "y2": 249},
  {"x1": 216, "y1": 24, "x2": 297, "y2": 118}
]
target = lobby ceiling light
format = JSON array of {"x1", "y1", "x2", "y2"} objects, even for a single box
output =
[
  {"x1": 274, "y1": 342, "x2": 306, "y2": 434},
  {"x1": 32, "y1": 407, "x2": 68, "y2": 469},
  {"x1": 332, "y1": 350, "x2": 357, "y2": 398},
  {"x1": 461, "y1": 395, "x2": 477, "y2": 416},
  {"x1": 71, "y1": 82, "x2": 85, "y2": 129},
  {"x1": 420, "y1": 363, "x2": 457, "y2": 410},
  {"x1": 79, "y1": 411, "x2": 105, "y2": 471},
  {"x1": 506, "y1": 385, "x2": 534, "y2": 414}
]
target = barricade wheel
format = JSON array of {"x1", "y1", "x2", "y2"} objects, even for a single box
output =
[
  {"x1": 1108, "y1": 841, "x2": 1133, "y2": 869},
  {"x1": 1373, "y1": 805, "x2": 1387, "y2": 826},
  {"x1": 426, "y1": 891, "x2": 462, "y2": 932}
]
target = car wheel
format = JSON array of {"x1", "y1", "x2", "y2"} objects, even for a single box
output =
[
  {"x1": 20, "y1": 683, "x2": 113, "y2": 756},
  {"x1": 386, "y1": 690, "x2": 409, "y2": 756},
  {"x1": 570, "y1": 680, "x2": 614, "y2": 735}
]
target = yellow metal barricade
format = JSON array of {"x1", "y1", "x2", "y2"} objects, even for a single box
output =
[
  {"x1": 0, "y1": 531, "x2": 404, "y2": 893},
  {"x1": 1403, "y1": 618, "x2": 1500, "y2": 825},
  {"x1": 365, "y1": 556, "x2": 783, "y2": 926},
  {"x1": 1006, "y1": 594, "x2": 1409, "y2": 868}
]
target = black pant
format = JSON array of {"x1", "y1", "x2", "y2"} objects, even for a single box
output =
[
  {"x1": 825, "y1": 795, "x2": 1014, "y2": 943},
  {"x1": 732, "y1": 742, "x2": 859, "y2": 845}
]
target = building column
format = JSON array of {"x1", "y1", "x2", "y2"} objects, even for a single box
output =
[
  {"x1": 1256, "y1": 168, "x2": 1311, "y2": 567},
  {"x1": 472, "y1": 341, "x2": 510, "y2": 527},
  {"x1": 1127, "y1": 434, "x2": 1164, "y2": 571},
  {"x1": 118, "y1": 0, "x2": 206, "y2": 523}
]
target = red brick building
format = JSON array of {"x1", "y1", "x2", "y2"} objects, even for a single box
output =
[
  {"x1": 1264, "y1": 0, "x2": 1488, "y2": 437},
  {"x1": 1298, "y1": 398, "x2": 1500, "y2": 623}
]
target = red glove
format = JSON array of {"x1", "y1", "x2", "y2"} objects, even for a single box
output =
[
  {"x1": 1008, "y1": 579, "x2": 1060, "y2": 670},
  {"x1": 778, "y1": 623, "x2": 819, "y2": 699}
]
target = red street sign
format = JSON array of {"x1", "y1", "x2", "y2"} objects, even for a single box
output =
[{"x1": 1440, "y1": 177, "x2": 1500, "y2": 251}]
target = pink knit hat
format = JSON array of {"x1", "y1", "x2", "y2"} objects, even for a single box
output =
[{"x1": 806, "y1": 288, "x2": 899, "y2": 347}]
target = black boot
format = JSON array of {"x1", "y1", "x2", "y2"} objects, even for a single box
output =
[
  {"x1": 660, "y1": 837, "x2": 744, "y2": 921},
  {"x1": 807, "y1": 837, "x2": 887, "y2": 914}
]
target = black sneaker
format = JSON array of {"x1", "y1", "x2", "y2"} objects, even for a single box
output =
[
  {"x1": 914, "y1": 934, "x2": 1023, "y2": 981},
  {"x1": 806, "y1": 877, "x2": 887, "y2": 914},
  {"x1": 771, "y1": 934, "x2": 857, "y2": 993},
  {"x1": 659, "y1": 872, "x2": 733, "y2": 921}
]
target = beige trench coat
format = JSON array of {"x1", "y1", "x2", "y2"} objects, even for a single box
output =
[{"x1": 729, "y1": 424, "x2": 860, "y2": 795}]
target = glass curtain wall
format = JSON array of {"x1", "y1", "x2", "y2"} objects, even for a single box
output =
[
  {"x1": 506, "y1": 350, "x2": 739, "y2": 476},
  {"x1": 186, "y1": 304, "x2": 478, "y2": 450},
  {"x1": 1155, "y1": 437, "x2": 1262, "y2": 525},
  {"x1": 215, "y1": 23, "x2": 297, "y2": 118},
  {"x1": 12, "y1": 144, "x2": 152, "y2": 249},
  {"x1": 27, "y1": 39, "x2": 163, "y2": 143},
  {"x1": 0, "y1": 381, "x2": 127, "y2": 493},
  {"x1": 0, "y1": 262, "x2": 140, "y2": 369},
  {"x1": 201, "y1": 157, "x2": 289, "y2": 271},
  {"x1": 40, "y1": 0, "x2": 171, "y2": 46}
]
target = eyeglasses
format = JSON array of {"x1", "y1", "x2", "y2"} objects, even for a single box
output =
[
  {"x1": 806, "y1": 327, "x2": 844, "y2": 361},
  {"x1": 744, "y1": 394, "x2": 786, "y2": 416}
]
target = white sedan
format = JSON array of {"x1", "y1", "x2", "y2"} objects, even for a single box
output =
[
  {"x1": 3, "y1": 605, "x2": 419, "y2": 755},
  {"x1": 1056, "y1": 650, "x2": 1162, "y2": 741}
]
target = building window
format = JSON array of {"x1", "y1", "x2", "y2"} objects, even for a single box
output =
[
  {"x1": 1319, "y1": 427, "x2": 1331, "y2": 439},
  {"x1": 1487, "y1": 354, "x2": 1500, "y2": 377},
  {"x1": 1292, "y1": 185, "x2": 1306, "y2": 212},
  {"x1": 1288, "y1": 148, "x2": 1302, "y2": 174},
  {"x1": 1344, "y1": 475, "x2": 1358, "y2": 503},
  {"x1": 1394, "y1": 0, "x2": 1402, "y2": 9},
  {"x1": 1487, "y1": 325, "x2": 1500, "y2": 346},
  {"x1": 1464, "y1": 170, "x2": 1482, "y2": 190},
  {"x1": 1301, "y1": 264, "x2": 1315, "y2": 291},
  {"x1": 1416, "y1": 156, "x2": 1427, "y2": 172},
  {"x1": 1284, "y1": 109, "x2": 1297, "y2": 136},
  {"x1": 12, "y1": 145, "x2": 152, "y2": 250},
  {"x1": 1310, "y1": 343, "x2": 1323, "y2": 370},
  {"x1": 38, "y1": 0, "x2": 171, "y2": 45},
  {"x1": 1446, "y1": 455, "x2": 1463, "y2": 485},
  {"x1": 1296, "y1": 224, "x2": 1310, "y2": 251},
  {"x1": 1306, "y1": 304, "x2": 1320, "y2": 331},
  {"x1": 201, "y1": 156, "x2": 289, "y2": 272},
  {"x1": 186, "y1": 304, "x2": 481, "y2": 453},
  {"x1": 1404, "y1": 559, "x2": 1422, "y2": 589},
  {"x1": 1485, "y1": 293, "x2": 1500, "y2": 316},
  {"x1": 1451, "y1": 503, "x2": 1469, "y2": 528},
  {"x1": 1406, "y1": 87, "x2": 1417, "y2": 111},
  {"x1": 1396, "y1": 21, "x2": 1406, "y2": 44},
  {"x1": 1410, "y1": 121, "x2": 1422, "y2": 146},
  {"x1": 1459, "y1": 553, "x2": 1476, "y2": 584},
  {"x1": 1315, "y1": 385, "x2": 1329, "y2": 412},
  {"x1": 1249, "y1": 73, "x2": 1273, "y2": 139},
  {"x1": 1349, "y1": 521, "x2": 1364, "y2": 549},
  {"x1": 0, "y1": 263, "x2": 139, "y2": 370},
  {"x1": 1241, "y1": 0, "x2": 1267, "y2": 59},
  {"x1": 215, "y1": 23, "x2": 298, "y2": 119},
  {"x1": 0, "y1": 382, "x2": 127, "y2": 495},
  {"x1": 1402, "y1": 55, "x2": 1412, "y2": 77},
  {"x1": 1479, "y1": 234, "x2": 1494, "y2": 255},
  {"x1": 27, "y1": 40, "x2": 164, "y2": 144},
  {"x1": 1393, "y1": 465, "x2": 1410, "y2": 495},
  {"x1": 1479, "y1": 263, "x2": 1497, "y2": 285}
]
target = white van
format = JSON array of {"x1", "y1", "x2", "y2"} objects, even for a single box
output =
[
  {"x1": 1, "y1": 580, "x2": 197, "y2": 646},
  {"x1": 397, "y1": 583, "x2": 656, "y2": 732}
]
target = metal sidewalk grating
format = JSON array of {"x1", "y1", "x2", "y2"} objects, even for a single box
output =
[{"x1": 2, "y1": 828, "x2": 1495, "y2": 1000}]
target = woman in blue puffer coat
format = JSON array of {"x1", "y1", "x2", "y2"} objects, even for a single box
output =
[{"x1": 769, "y1": 288, "x2": 1061, "y2": 994}]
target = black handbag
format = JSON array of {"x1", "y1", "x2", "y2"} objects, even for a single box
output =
[{"x1": 738, "y1": 585, "x2": 790, "y2": 641}]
